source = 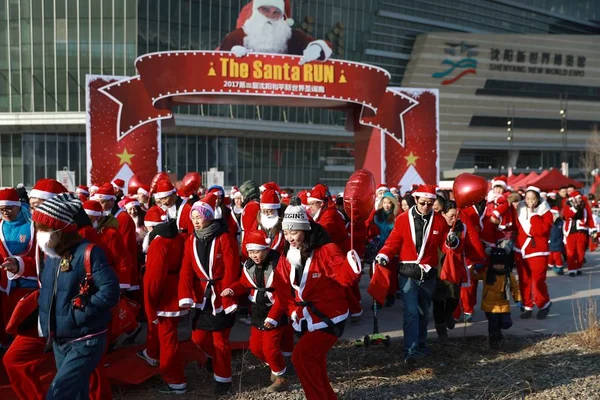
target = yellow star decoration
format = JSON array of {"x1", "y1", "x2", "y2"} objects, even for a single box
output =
[
  {"x1": 405, "y1": 152, "x2": 419, "y2": 166},
  {"x1": 116, "y1": 149, "x2": 135, "y2": 165}
]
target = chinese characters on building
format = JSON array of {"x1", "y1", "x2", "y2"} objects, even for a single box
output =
[{"x1": 489, "y1": 48, "x2": 585, "y2": 77}]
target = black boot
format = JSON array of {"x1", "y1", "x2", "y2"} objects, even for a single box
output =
[
  {"x1": 205, "y1": 357, "x2": 214, "y2": 373},
  {"x1": 435, "y1": 324, "x2": 448, "y2": 342},
  {"x1": 214, "y1": 382, "x2": 232, "y2": 396},
  {"x1": 489, "y1": 335, "x2": 501, "y2": 350},
  {"x1": 520, "y1": 309, "x2": 533, "y2": 319}
]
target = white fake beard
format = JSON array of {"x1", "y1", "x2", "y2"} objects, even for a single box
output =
[
  {"x1": 260, "y1": 213, "x2": 280, "y2": 230},
  {"x1": 142, "y1": 233, "x2": 151, "y2": 254},
  {"x1": 287, "y1": 247, "x2": 302, "y2": 268},
  {"x1": 36, "y1": 231, "x2": 61, "y2": 259},
  {"x1": 243, "y1": 12, "x2": 292, "y2": 54}
]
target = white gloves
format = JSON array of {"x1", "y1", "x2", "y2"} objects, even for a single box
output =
[
  {"x1": 375, "y1": 254, "x2": 389, "y2": 266},
  {"x1": 231, "y1": 45, "x2": 249, "y2": 58},
  {"x1": 299, "y1": 44, "x2": 322, "y2": 65}
]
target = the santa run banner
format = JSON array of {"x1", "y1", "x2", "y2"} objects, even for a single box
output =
[
  {"x1": 86, "y1": 75, "x2": 161, "y2": 187},
  {"x1": 90, "y1": 51, "x2": 439, "y2": 189}
]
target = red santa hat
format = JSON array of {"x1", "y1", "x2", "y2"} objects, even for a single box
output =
[
  {"x1": 550, "y1": 206, "x2": 560, "y2": 216},
  {"x1": 230, "y1": 186, "x2": 240, "y2": 198},
  {"x1": 491, "y1": 176, "x2": 508, "y2": 189},
  {"x1": 111, "y1": 179, "x2": 125, "y2": 192},
  {"x1": 376, "y1": 184, "x2": 389, "y2": 193},
  {"x1": 244, "y1": 229, "x2": 272, "y2": 252},
  {"x1": 76, "y1": 185, "x2": 89, "y2": 196},
  {"x1": 119, "y1": 197, "x2": 140, "y2": 210},
  {"x1": 252, "y1": 0, "x2": 294, "y2": 26},
  {"x1": 412, "y1": 184, "x2": 437, "y2": 200},
  {"x1": 30, "y1": 179, "x2": 67, "y2": 200},
  {"x1": 0, "y1": 188, "x2": 21, "y2": 207},
  {"x1": 260, "y1": 189, "x2": 281, "y2": 210},
  {"x1": 307, "y1": 184, "x2": 328, "y2": 203},
  {"x1": 190, "y1": 193, "x2": 219, "y2": 221},
  {"x1": 137, "y1": 184, "x2": 150, "y2": 197},
  {"x1": 153, "y1": 179, "x2": 176, "y2": 199},
  {"x1": 297, "y1": 190, "x2": 308, "y2": 205},
  {"x1": 569, "y1": 190, "x2": 582, "y2": 199},
  {"x1": 145, "y1": 206, "x2": 168, "y2": 227},
  {"x1": 260, "y1": 181, "x2": 281, "y2": 195},
  {"x1": 89, "y1": 183, "x2": 100, "y2": 194},
  {"x1": 92, "y1": 183, "x2": 117, "y2": 201},
  {"x1": 82, "y1": 200, "x2": 103, "y2": 217},
  {"x1": 390, "y1": 186, "x2": 399, "y2": 194}
]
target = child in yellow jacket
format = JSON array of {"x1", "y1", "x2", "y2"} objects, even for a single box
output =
[{"x1": 482, "y1": 247, "x2": 522, "y2": 349}]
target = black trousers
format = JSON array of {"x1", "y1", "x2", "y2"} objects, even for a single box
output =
[
  {"x1": 485, "y1": 312, "x2": 513, "y2": 340},
  {"x1": 432, "y1": 280, "x2": 460, "y2": 326}
]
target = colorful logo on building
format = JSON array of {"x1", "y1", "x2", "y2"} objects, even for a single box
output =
[{"x1": 432, "y1": 41, "x2": 478, "y2": 85}]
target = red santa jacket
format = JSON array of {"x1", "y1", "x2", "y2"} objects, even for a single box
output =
[
  {"x1": 441, "y1": 218, "x2": 486, "y2": 287},
  {"x1": 220, "y1": 28, "x2": 328, "y2": 58},
  {"x1": 486, "y1": 194, "x2": 514, "y2": 230},
  {"x1": 97, "y1": 223, "x2": 133, "y2": 289},
  {"x1": 0, "y1": 221, "x2": 36, "y2": 295},
  {"x1": 563, "y1": 199, "x2": 595, "y2": 236},
  {"x1": 273, "y1": 237, "x2": 361, "y2": 333},
  {"x1": 241, "y1": 201, "x2": 260, "y2": 234},
  {"x1": 314, "y1": 206, "x2": 351, "y2": 253},
  {"x1": 514, "y1": 201, "x2": 553, "y2": 259},
  {"x1": 178, "y1": 226, "x2": 240, "y2": 315},
  {"x1": 115, "y1": 208, "x2": 139, "y2": 283},
  {"x1": 144, "y1": 233, "x2": 187, "y2": 321},
  {"x1": 379, "y1": 207, "x2": 449, "y2": 270},
  {"x1": 460, "y1": 205, "x2": 499, "y2": 247}
]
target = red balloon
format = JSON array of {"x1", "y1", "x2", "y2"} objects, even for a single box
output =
[
  {"x1": 343, "y1": 169, "x2": 376, "y2": 222},
  {"x1": 179, "y1": 172, "x2": 202, "y2": 197},
  {"x1": 127, "y1": 175, "x2": 145, "y2": 196},
  {"x1": 149, "y1": 172, "x2": 171, "y2": 196},
  {"x1": 453, "y1": 173, "x2": 488, "y2": 209}
]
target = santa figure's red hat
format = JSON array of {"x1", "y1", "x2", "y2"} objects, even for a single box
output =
[
  {"x1": 491, "y1": 176, "x2": 508, "y2": 189},
  {"x1": 92, "y1": 183, "x2": 117, "y2": 201},
  {"x1": 82, "y1": 200, "x2": 103, "y2": 217},
  {"x1": 307, "y1": 184, "x2": 328, "y2": 203},
  {"x1": 412, "y1": 184, "x2": 437, "y2": 200},
  {"x1": 145, "y1": 206, "x2": 168, "y2": 227},
  {"x1": 230, "y1": 186, "x2": 240, "y2": 199},
  {"x1": 0, "y1": 188, "x2": 21, "y2": 207},
  {"x1": 297, "y1": 190, "x2": 309, "y2": 205},
  {"x1": 30, "y1": 179, "x2": 67, "y2": 200},
  {"x1": 238, "y1": 0, "x2": 294, "y2": 28},
  {"x1": 244, "y1": 229, "x2": 272, "y2": 252},
  {"x1": 111, "y1": 179, "x2": 125, "y2": 192},
  {"x1": 376, "y1": 184, "x2": 389, "y2": 193},
  {"x1": 89, "y1": 183, "x2": 100, "y2": 195},
  {"x1": 260, "y1": 189, "x2": 281, "y2": 210},
  {"x1": 550, "y1": 206, "x2": 560, "y2": 216},
  {"x1": 153, "y1": 180, "x2": 176, "y2": 199}
]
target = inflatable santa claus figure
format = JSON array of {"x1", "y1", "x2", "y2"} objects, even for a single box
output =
[{"x1": 220, "y1": 0, "x2": 333, "y2": 65}]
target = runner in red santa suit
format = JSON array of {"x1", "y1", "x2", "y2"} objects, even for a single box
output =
[
  {"x1": 136, "y1": 206, "x2": 188, "y2": 395},
  {"x1": 220, "y1": 0, "x2": 333, "y2": 66},
  {"x1": 221, "y1": 230, "x2": 290, "y2": 393},
  {"x1": 153, "y1": 179, "x2": 194, "y2": 238},
  {"x1": 307, "y1": 184, "x2": 363, "y2": 322},
  {"x1": 514, "y1": 186, "x2": 553, "y2": 319},
  {"x1": 239, "y1": 180, "x2": 261, "y2": 244},
  {"x1": 273, "y1": 198, "x2": 361, "y2": 400},
  {"x1": 375, "y1": 185, "x2": 451, "y2": 368},
  {"x1": 207, "y1": 185, "x2": 240, "y2": 242},
  {"x1": 178, "y1": 193, "x2": 240, "y2": 396},
  {"x1": 562, "y1": 190, "x2": 595, "y2": 276},
  {"x1": 93, "y1": 183, "x2": 139, "y2": 290},
  {"x1": 255, "y1": 189, "x2": 286, "y2": 254}
]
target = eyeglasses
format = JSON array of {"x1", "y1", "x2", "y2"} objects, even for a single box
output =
[
  {"x1": 418, "y1": 201, "x2": 434, "y2": 207},
  {"x1": 0, "y1": 207, "x2": 15, "y2": 214}
]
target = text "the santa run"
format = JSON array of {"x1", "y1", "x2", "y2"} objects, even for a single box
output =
[{"x1": 219, "y1": 58, "x2": 336, "y2": 83}]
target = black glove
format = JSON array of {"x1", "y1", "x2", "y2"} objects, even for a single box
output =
[
  {"x1": 398, "y1": 263, "x2": 423, "y2": 280},
  {"x1": 446, "y1": 233, "x2": 459, "y2": 248}
]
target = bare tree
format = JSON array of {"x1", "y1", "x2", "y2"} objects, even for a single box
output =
[{"x1": 580, "y1": 124, "x2": 600, "y2": 190}]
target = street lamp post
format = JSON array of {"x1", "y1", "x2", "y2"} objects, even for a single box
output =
[{"x1": 560, "y1": 93, "x2": 568, "y2": 176}]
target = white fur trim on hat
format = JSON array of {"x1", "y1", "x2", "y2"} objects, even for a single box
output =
[
  {"x1": 0, "y1": 200, "x2": 21, "y2": 207},
  {"x1": 29, "y1": 189, "x2": 57, "y2": 200},
  {"x1": 246, "y1": 243, "x2": 270, "y2": 251},
  {"x1": 491, "y1": 180, "x2": 507, "y2": 188},
  {"x1": 145, "y1": 214, "x2": 167, "y2": 227},
  {"x1": 124, "y1": 201, "x2": 140, "y2": 210},
  {"x1": 153, "y1": 189, "x2": 176, "y2": 199},
  {"x1": 260, "y1": 202, "x2": 281, "y2": 210},
  {"x1": 253, "y1": 0, "x2": 284, "y2": 11},
  {"x1": 91, "y1": 193, "x2": 116, "y2": 201},
  {"x1": 84, "y1": 209, "x2": 102, "y2": 217},
  {"x1": 306, "y1": 197, "x2": 324, "y2": 204},
  {"x1": 76, "y1": 188, "x2": 89, "y2": 195},
  {"x1": 525, "y1": 186, "x2": 541, "y2": 194},
  {"x1": 412, "y1": 191, "x2": 437, "y2": 200},
  {"x1": 137, "y1": 187, "x2": 149, "y2": 196}
]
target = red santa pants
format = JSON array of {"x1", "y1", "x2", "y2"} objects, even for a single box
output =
[
  {"x1": 548, "y1": 251, "x2": 563, "y2": 268},
  {"x1": 516, "y1": 254, "x2": 550, "y2": 310},
  {"x1": 192, "y1": 328, "x2": 232, "y2": 383},
  {"x1": 292, "y1": 329, "x2": 338, "y2": 400},
  {"x1": 566, "y1": 232, "x2": 587, "y2": 271},
  {"x1": 345, "y1": 279, "x2": 363, "y2": 317},
  {"x1": 3, "y1": 335, "x2": 111, "y2": 400},
  {"x1": 459, "y1": 268, "x2": 483, "y2": 315},
  {"x1": 280, "y1": 324, "x2": 295, "y2": 357},
  {"x1": 1, "y1": 288, "x2": 35, "y2": 327},
  {"x1": 249, "y1": 326, "x2": 286, "y2": 375},
  {"x1": 145, "y1": 317, "x2": 185, "y2": 385}
]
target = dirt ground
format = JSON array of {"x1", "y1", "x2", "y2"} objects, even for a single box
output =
[{"x1": 114, "y1": 333, "x2": 600, "y2": 400}]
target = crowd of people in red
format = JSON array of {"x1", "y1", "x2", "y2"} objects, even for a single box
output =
[{"x1": 0, "y1": 173, "x2": 596, "y2": 399}]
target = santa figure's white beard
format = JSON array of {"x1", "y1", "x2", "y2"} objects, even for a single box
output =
[
  {"x1": 243, "y1": 12, "x2": 292, "y2": 53},
  {"x1": 287, "y1": 247, "x2": 302, "y2": 269},
  {"x1": 260, "y1": 213, "x2": 280, "y2": 230}
]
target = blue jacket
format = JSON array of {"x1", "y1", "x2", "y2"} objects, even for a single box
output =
[
  {"x1": 38, "y1": 240, "x2": 120, "y2": 340},
  {"x1": 548, "y1": 219, "x2": 564, "y2": 252}
]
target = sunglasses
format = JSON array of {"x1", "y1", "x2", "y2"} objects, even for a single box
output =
[{"x1": 418, "y1": 201, "x2": 434, "y2": 207}]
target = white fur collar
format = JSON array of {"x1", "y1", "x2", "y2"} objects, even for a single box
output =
[{"x1": 517, "y1": 200, "x2": 551, "y2": 235}]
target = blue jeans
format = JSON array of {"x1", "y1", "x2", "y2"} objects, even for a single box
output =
[
  {"x1": 47, "y1": 333, "x2": 106, "y2": 400},
  {"x1": 399, "y1": 275, "x2": 436, "y2": 358}
]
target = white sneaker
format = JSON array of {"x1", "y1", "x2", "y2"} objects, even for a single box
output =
[{"x1": 136, "y1": 349, "x2": 159, "y2": 367}]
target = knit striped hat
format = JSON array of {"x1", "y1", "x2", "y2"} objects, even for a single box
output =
[{"x1": 32, "y1": 193, "x2": 81, "y2": 233}]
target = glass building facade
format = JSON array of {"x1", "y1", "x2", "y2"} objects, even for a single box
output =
[{"x1": 0, "y1": 0, "x2": 598, "y2": 188}]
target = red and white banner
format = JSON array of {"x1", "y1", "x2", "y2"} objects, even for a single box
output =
[
  {"x1": 354, "y1": 89, "x2": 439, "y2": 193},
  {"x1": 86, "y1": 75, "x2": 161, "y2": 187}
]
